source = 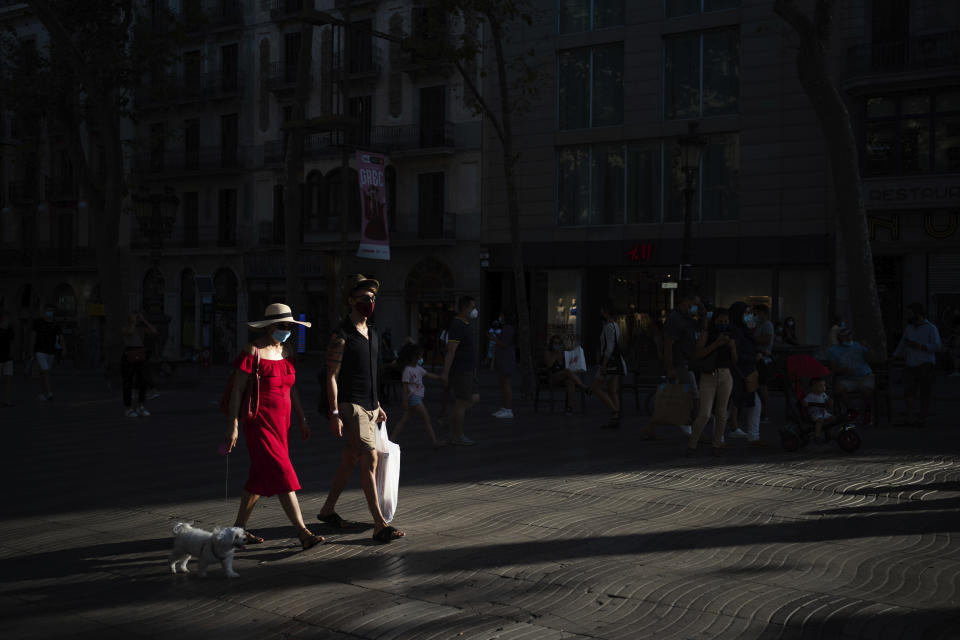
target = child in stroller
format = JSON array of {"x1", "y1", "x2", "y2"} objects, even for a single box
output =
[{"x1": 780, "y1": 355, "x2": 861, "y2": 453}]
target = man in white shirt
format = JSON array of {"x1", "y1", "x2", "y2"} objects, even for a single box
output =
[{"x1": 893, "y1": 303, "x2": 942, "y2": 427}]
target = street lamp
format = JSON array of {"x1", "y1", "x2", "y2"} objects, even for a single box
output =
[{"x1": 678, "y1": 123, "x2": 706, "y2": 297}]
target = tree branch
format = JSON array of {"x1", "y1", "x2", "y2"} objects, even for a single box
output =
[
  {"x1": 773, "y1": 0, "x2": 814, "y2": 41},
  {"x1": 25, "y1": 0, "x2": 86, "y2": 71},
  {"x1": 453, "y1": 56, "x2": 506, "y2": 144}
]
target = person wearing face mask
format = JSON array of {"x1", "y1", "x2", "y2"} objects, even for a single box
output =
[
  {"x1": 318, "y1": 275, "x2": 404, "y2": 543},
  {"x1": 726, "y1": 301, "x2": 762, "y2": 444},
  {"x1": 686, "y1": 308, "x2": 737, "y2": 455},
  {"x1": 641, "y1": 294, "x2": 701, "y2": 438},
  {"x1": 440, "y1": 295, "x2": 481, "y2": 445},
  {"x1": 120, "y1": 311, "x2": 157, "y2": 418},
  {"x1": 31, "y1": 304, "x2": 65, "y2": 401},
  {"x1": 593, "y1": 299, "x2": 628, "y2": 429},
  {"x1": 893, "y1": 303, "x2": 943, "y2": 427},
  {"x1": 491, "y1": 312, "x2": 517, "y2": 419},
  {"x1": 543, "y1": 334, "x2": 589, "y2": 415},
  {"x1": 827, "y1": 327, "x2": 875, "y2": 424},
  {"x1": 0, "y1": 311, "x2": 14, "y2": 407},
  {"x1": 782, "y1": 317, "x2": 800, "y2": 346},
  {"x1": 389, "y1": 343, "x2": 444, "y2": 448},
  {"x1": 225, "y1": 303, "x2": 323, "y2": 551}
]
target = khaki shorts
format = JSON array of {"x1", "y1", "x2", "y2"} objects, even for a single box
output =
[
  {"x1": 451, "y1": 370, "x2": 478, "y2": 402},
  {"x1": 339, "y1": 402, "x2": 377, "y2": 452}
]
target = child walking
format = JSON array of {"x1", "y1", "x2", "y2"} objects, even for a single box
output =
[{"x1": 390, "y1": 344, "x2": 445, "y2": 448}]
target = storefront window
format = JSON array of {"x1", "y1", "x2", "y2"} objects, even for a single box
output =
[
  {"x1": 547, "y1": 270, "x2": 582, "y2": 343},
  {"x1": 714, "y1": 268, "x2": 771, "y2": 310},
  {"x1": 778, "y1": 270, "x2": 829, "y2": 346}
]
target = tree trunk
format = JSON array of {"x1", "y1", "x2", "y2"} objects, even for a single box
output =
[
  {"x1": 775, "y1": 0, "x2": 886, "y2": 359},
  {"x1": 284, "y1": 22, "x2": 313, "y2": 318},
  {"x1": 489, "y1": 16, "x2": 535, "y2": 398}
]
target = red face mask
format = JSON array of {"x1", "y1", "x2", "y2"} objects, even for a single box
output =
[{"x1": 355, "y1": 300, "x2": 375, "y2": 318}]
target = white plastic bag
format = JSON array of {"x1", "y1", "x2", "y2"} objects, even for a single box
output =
[
  {"x1": 373, "y1": 421, "x2": 401, "y2": 523},
  {"x1": 564, "y1": 346, "x2": 587, "y2": 373}
]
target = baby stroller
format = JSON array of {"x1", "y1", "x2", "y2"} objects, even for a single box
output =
[{"x1": 779, "y1": 355, "x2": 861, "y2": 453}]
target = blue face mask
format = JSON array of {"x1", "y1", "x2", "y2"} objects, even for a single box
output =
[
  {"x1": 272, "y1": 329, "x2": 292, "y2": 343},
  {"x1": 417, "y1": 358, "x2": 424, "y2": 366},
  {"x1": 706, "y1": 310, "x2": 714, "y2": 319},
  {"x1": 689, "y1": 304, "x2": 699, "y2": 315},
  {"x1": 743, "y1": 313, "x2": 754, "y2": 324}
]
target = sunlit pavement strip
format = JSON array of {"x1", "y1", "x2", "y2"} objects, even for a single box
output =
[{"x1": 1, "y1": 369, "x2": 959, "y2": 639}]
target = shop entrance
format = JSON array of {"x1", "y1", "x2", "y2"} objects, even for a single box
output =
[{"x1": 405, "y1": 258, "x2": 455, "y2": 368}]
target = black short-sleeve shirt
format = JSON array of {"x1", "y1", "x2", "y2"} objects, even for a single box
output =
[
  {"x1": 448, "y1": 317, "x2": 476, "y2": 372},
  {"x1": 336, "y1": 318, "x2": 379, "y2": 411}
]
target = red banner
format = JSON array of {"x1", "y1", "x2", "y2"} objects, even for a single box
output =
[{"x1": 356, "y1": 151, "x2": 390, "y2": 261}]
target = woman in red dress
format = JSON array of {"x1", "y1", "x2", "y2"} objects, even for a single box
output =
[{"x1": 224, "y1": 303, "x2": 324, "y2": 550}]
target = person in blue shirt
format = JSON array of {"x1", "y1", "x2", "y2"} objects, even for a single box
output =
[
  {"x1": 893, "y1": 303, "x2": 942, "y2": 427},
  {"x1": 827, "y1": 327, "x2": 874, "y2": 424}
]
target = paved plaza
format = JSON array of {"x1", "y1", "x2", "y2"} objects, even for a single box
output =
[{"x1": 1, "y1": 364, "x2": 959, "y2": 639}]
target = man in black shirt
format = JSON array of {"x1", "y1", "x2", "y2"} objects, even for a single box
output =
[
  {"x1": 32, "y1": 304, "x2": 65, "y2": 401},
  {"x1": 441, "y1": 296, "x2": 480, "y2": 445},
  {"x1": 0, "y1": 310, "x2": 14, "y2": 407},
  {"x1": 317, "y1": 275, "x2": 405, "y2": 543}
]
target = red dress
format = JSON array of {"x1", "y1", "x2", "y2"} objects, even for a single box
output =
[{"x1": 233, "y1": 352, "x2": 301, "y2": 496}]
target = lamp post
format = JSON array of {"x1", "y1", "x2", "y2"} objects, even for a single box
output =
[{"x1": 678, "y1": 124, "x2": 706, "y2": 297}]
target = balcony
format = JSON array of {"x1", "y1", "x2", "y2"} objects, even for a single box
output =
[
  {"x1": 332, "y1": 46, "x2": 383, "y2": 82},
  {"x1": 393, "y1": 211, "x2": 461, "y2": 243},
  {"x1": 262, "y1": 133, "x2": 341, "y2": 165},
  {"x1": 370, "y1": 121, "x2": 455, "y2": 153},
  {"x1": 846, "y1": 31, "x2": 960, "y2": 81},
  {"x1": 131, "y1": 145, "x2": 250, "y2": 174},
  {"x1": 8, "y1": 179, "x2": 38, "y2": 204},
  {"x1": 265, "y1": 61, "x2": 310, "y2": 93},
  {"x1": 44, "y1": 176, "x2": 75, "y2": 201},
  {"x1": 138, "y1": 69, "x2": 242, "y2": 107},
  {"x1": 262, "y1": 0, "x2": 312, "y2": 20}
]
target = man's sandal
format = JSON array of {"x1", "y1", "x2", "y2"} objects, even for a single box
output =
[{"x1": 297, "y1": 528, "x2": 325, "y2": 550}]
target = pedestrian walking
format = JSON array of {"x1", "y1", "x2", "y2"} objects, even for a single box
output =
[
  {"x1": 893, "y1": 303, "x2": 942, "y2": 427},
  {"x1": 317, "y1": 275, "x2": 405, "y2": 543},
  {"x1": 686, "y1": 308, "x2": 737, "y2": 455},
  {"x1": 491, "y1": 312, "x2": 516, "y2": 419},
  {"x1": 592, "y1": 299, "x2": 627, "y2": 429},
  {"x1": 224, "y1": 303, "x2": 323, "y2": 550},
  {"x1": 0, "y1": 311, "x2": 14, "y2": 407},
  {"x1": 390, "y1": 344, "x2": 445, "y2": 448},
  {"x1": 641, "y1": 294, "x2": 701, "y2": 438},
  {"x1": 727, "y1": 302, "x2": 762, "y2": 444},
  {"x1": 32, "y1": 304, "x2": 65, "y2": 401},
  {"x1": 121, "y1": 311, "x2": 156, "y2": 418},
  {"x1": 440, "y1": 296, "x2": 480, "y2": 445}
]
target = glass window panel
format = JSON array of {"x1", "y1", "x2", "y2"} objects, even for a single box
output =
[
  {"x1": 558, "y1": 0, "x2": 590, "y2": 33},
  {"x1": 591, "y1": 145, "x2": 625, "y2": 224},
  {"x1": 594, "y1": 0, "x2": 625, "y2": 28},
  {"x1": 627, "y1": 146, "x2": 662, "y2": 223},
  {"x1": 558, "y1": 147, "x2": 590, "y2": 225},
  {"x1": 664, "y1": 34, "x2": 700, "y2": 119},
  {"x1": 901, "y1": 94, "x2": 930, "y2": 114},
  {"x1": 558, "y1": 49, "x2": 591, "y2": 129},
  {"x1": 865, "y1": 122, "x2": 897, "y2": 174},
  {"x1": 936, "y1": 91, "x2": 960, "y2": 113},
  {"x1": 702, "y1": 28, "x2": 739, "y2": 116},
  {"x1": 705, "y1": 0, "x2": 739, "y2": 11},
  {"x1": 592, "y1": 44, "x2": 624, "y2": 126},
  {"x1": 867, "y1": 96, "x2": 896, "y2": 118},
  {"x1": 665, "y1": 0, "x2": 700, "y2": 19},
  {"x1": 701, "y1": 135, "x2": 739, "y2": 221},
  {"x1": 934, "y1": 116, "x2": 960, "y2": 170},
  {"x1": 901, "y1": 117, "x2": 930, "y2": 171},
  {"x1": 547, "y1": 270, "x2": 583, "y2": 341},
  {"x1": 664, "y1": 142, "x2": 689, "y2": 222}
]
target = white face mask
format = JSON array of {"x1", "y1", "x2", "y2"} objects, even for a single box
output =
[{"x1": 469, "y1": 308, "x2": 479, "y2": 320}]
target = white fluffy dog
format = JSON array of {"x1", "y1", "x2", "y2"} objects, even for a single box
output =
[{"x1": 168, "y1": 522, "x2": 247, "y2": 578}]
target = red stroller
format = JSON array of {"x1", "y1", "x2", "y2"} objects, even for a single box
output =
[{"x1": 779, "y1": 355, "x2": 861, "y2": 453}]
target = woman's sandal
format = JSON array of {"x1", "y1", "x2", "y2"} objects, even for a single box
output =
[
  {"x1": 372, "y1": 525, "x2": 405, "y2": 543},
  {"x1": 297, "y1": 528, "x2": 325, "y2": 550},
  {"x1": 235, "y1": 526, "x2": 264, "y2": 544}
]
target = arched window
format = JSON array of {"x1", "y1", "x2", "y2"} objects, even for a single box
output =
[{"x1": 325, "y1": 167, "x2": 361, "y2": 233}]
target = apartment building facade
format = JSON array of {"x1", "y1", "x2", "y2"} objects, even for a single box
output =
[{"x1": 1, "y1": 0, "x2": 483, "y2": 365}]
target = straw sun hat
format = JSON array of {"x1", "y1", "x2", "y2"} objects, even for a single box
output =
[{"x1": 246, "y1": 303, "x2": 312, "y2": 329}]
